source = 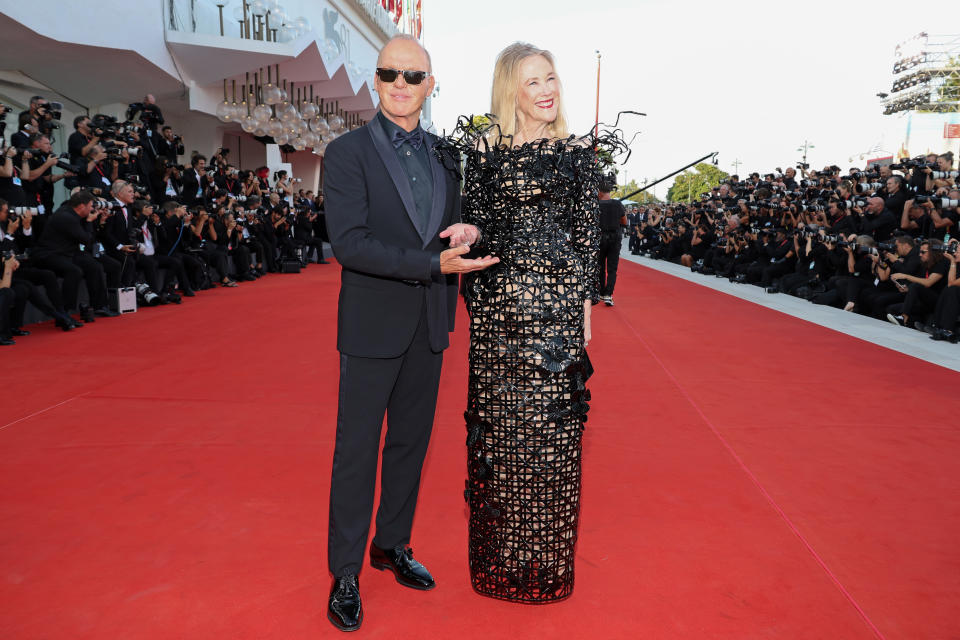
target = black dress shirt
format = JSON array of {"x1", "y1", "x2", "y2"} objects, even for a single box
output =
[{"x1": 377, "y1": 112, "x2": 433, "y2": 229}]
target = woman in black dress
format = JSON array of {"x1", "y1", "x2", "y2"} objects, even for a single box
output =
[{"x1": 444, "y1": 42, "x2": 615, "y2": 603}]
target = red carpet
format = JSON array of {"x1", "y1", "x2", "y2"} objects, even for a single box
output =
[{"x1": 1, "y1": 260, "x2": 957, "y2": 639}]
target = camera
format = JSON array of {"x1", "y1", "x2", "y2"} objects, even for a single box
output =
[
  {"x1": 8, "y1": 206, "x2": 39, "y2": 221},
  {"x1": 914, "y1": 195, "x2": 960, "y2": 208},
  {"x1": 855, "y1": 182, "x2": 884, "y2": 195},
  {"x1": 126, "y1": 102, "x2": 163, "y2": 127},
  {"x1": 930, "y1": 170, "x2": 959, "y2": 180}
]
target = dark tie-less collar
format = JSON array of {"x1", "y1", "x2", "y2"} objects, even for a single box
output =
[{"x1": 392, "y1": 127, "x2": 424, "y2": 151}]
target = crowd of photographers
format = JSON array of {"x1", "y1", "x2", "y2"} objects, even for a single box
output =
[
  {"x1": 0, "y1": 95, "x2": 328, "y2": 346},
  {"x1": 627, "y1": 152, "x2": 960, "y2": 343}
]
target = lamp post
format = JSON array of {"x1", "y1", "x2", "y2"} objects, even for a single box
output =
[
  {"x1": 594, "y1": 50, "x2": 601, "y2": 139},
  {"x1": 731, "y1": 158, "x2": 741, "y2": 176},
  {"x1": 797, "y1": 140, "x2": 815, "y2": 165}
]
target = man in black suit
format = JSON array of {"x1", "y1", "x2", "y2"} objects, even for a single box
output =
[
  {"x1": 30, "y1": 190, "x2": 118, "y2": 320},
  {"x1": 180, "y1": 155, "x2": 211, "y2": 207},
  {"x1": 323, "y1": 34, "x2": 498, "y2": 632}
]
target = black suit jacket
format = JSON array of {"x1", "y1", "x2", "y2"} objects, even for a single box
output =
[
  {"x1": 33, "y1": 207, "x2": 94, "y2": 258},
  {"x1": 324, "y1": 116, "x2": 461, "y2": 358},
  {"x1": 180, "y1": 169, "x2": 206, "y2": 206}
]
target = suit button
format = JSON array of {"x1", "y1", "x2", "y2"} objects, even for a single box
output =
[{"x1": 412, "y1": 176, "x2": 417, "y2": 182}]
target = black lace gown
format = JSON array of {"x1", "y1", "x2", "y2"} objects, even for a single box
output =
[{"x1": 448, "y1": 131, "x2": 603, "y2": 603}]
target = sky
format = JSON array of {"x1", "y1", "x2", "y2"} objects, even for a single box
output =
[{"x1": 423, "y1": 0, "x2": 960, "y2": 197}]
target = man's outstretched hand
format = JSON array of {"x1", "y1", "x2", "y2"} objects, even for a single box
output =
[
  {"x1": 439, "y1": 223, "x2": 480, "y2": 247},
  {"x1": 440, "y1": 244, "x2": 499, "y2": 274}
]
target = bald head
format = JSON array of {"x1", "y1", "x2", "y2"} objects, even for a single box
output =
[
  {"x1": 376, "y1": 34, "x2": 432, "y2": 72},
  {"x1": 866, "y1": 197, "x2": 884, "y2": 214}
]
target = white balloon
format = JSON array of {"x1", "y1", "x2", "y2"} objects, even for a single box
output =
[
  {"x1": 216, "y1": 100, "x2": 234, "y2": 123},
  {"x1": 263, "y1": 84, "x2": 282, "y2": 105},
  {"x1": 292, "y1": 137, "x2": 306, "y2": 151},
  {"x1": 253, "y1": 103, "x2": 272, "y2": 125},
  {"x1": 241, "y1": 115, "x2": 258, "y2": 133},
  {"x1": 266, "y1": 118, "x2": 284, "y2": 138},
  {"x1": 273, "y1": 132, "x2": 289, "y2": 146}
]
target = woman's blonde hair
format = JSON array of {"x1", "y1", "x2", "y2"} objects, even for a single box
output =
[{"x1": 490, "y1": 42, "x2": 569, "y2": 141}]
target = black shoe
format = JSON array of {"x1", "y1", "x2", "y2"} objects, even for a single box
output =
[
  {"x1": 79, "y1": 306, "x2": 95, "y2": 323},
  {"x1": 0, "y1": 337, "x2": 15, "y2": 346},
  {"x1": 930, "y1": 328, "x2": 958, "y2": 343},
  {"x1": 181, "y1": 289, "x2": 196, "y2": 297},
  {"x1": 11, "y1": 328, "x2": 30, "y2": 336},
  {"x1": 369, "y1": 544, "x2": 435, "y2": 590},
  {"x1": 318, "y1": 259, "x2": 330, "y2": 264},
  {"x1": 327, "y1": 574, "x2": 362, "y2": 632},
  {"x1": 914, "y1": 321, "x2": 936, "y2": 335},
  {"x1": 94, "y1": 307, "x2": 120, "y2": 318},
  {"x1": 164, "y1": 292, "x2": 182, "y2": 305},
  {"x1": 54, "y1": 313, "x2": 75, "y2": 331}
]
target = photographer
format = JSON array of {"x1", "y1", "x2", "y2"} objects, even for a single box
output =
[
  {"x1": 924, "y1": 152, "x2": 955, "y2": 193},
  {"x1": 67, "y1": 116, "x2": 101, "y2": 167},
  {"x1": 0, "y1": 143, "x2": 35, "y2": 208},
  {"x1": 681, "y1": 222, "x2": 714, "y2": 270},
  {"x1": 856, "y1": 197, "x2": 897, "y2": 242},
  {"x1": 859, "y1": 235, "x2": 923, "y2": 319},
  {"x1": 156, "y1": 126, "x2": 185, "y2": 163},
  {"x1": 829, "y1": 235, "x2": 878, "y2": 312},
  {"x1": 30, "y1": 190, "x2": 118, "y2": 321},
  {"x1": 0, "y1": 253, "x2": 16, "y2": 345},
  {"x1": 745, "y1": 226, "x2": 795, "y2": 287},
  {"x1": 886, "y1": 241, "x2": 949, "y2": 327},
  {"x1": 190, "y1": 206, "x2": 236, "y2": 287},
  {"x1": 10, "y1": 113, "x2": 39, "y2": 150},
  {"x1": 596, "y1": 181, "x2": 625, "y2": 305},
  {"x1": 273, "y1": 169, "x2": 294, "y2": 201},
  {"x1": 239, "y1": 170, "x2": 262, "y2": 199},
  {"x1": 181, "y1": 155, "x2": 212, "y2": 207},
  {"x1": 103, "y1": 180, "x2": 163, "y2": 300},
  {"x1": 152, "y1": 160, "x2": 183, "y2": 205},
  {"x1": 1, "y1": 199, "x2": 77, "y2": 333},
  {"x1": 922, "y1": 240, "x2": 960, "y2": 342},
  {"x1": 294, "y1": 206, "x2": 327, "y2": 265},
  {"x1": 23, "y1": 134, "x2": 72, "y2": 227},
  {"x1": 211, "y1": 208, "x2": 253, "y2": 281},
  {"x1": 216, "y1": 164, "x2": 242, "y2": 196},
  {"x1": 131, "y1": 200, "x2": 184, "y2": 302},
  {"x1": 247, "y1": 196, "x2": 278, "y2": 273},
  {"x1": 75, "y1": 145, "x2": 117, "y2": 197},
  {"x1": 157, "y1": 200, "x2": 204, "y2": 292}
]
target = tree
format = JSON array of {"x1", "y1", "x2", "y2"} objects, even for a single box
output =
[
  {"x1": 613, "y1": 180, "x2": 659, "y2": 204},
  {"x1": 666, "y1": 163, "x2": 730, "y2": 203}
]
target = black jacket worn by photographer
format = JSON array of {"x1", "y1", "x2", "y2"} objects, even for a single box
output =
[
  {"x1": 32, "y1": 206, "x2": 94, "y2": 258},
  {"x1": 859, "y1": 209, "x2": 898, "y2": 242},
  {"x1": 180, "y1": 169, "x2": 208, "y2": 207}
]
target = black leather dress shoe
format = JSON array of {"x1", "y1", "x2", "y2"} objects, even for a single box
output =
[
  {"x1": 94, "y1": 307, "x2": 120, "y2": 317},
  {"x1": 11, "y1": 328, "x2": 30, "y2": 336},
  {"x1": 0, "y1": 338, "x2": 15, "y2": 346},
  {"x1": 327, "y1": 574, "x2": 362, "y2": 632},
  {"x1": 369, "y1": 544, "x2": 435, "y2": 590}
]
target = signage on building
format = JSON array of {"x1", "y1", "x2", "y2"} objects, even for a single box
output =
[{"x1": 945, "y1": 124, "x2": 960, "y2": 139}]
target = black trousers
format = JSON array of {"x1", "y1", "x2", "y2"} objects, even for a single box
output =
[
  {"x1": 890, "y1": 283, "x2": 940, "y2": 319},
  {"x1": 860, "y1": 286, "x2": 904, "y2": 319},
  {"x1": 0, "y1": 288, "x2": 13, "y2": 339},
  {"x1": 9, "y1": 278, "x2": 57, "y2": 328},
  {"x1": 932, "y1": 287, "x2": 960, "y2": 330},
  {"x1": 155, "y1": 254, "x2": 193, "y2": 293},
  {"x1": 597, "y1": 231, "x2": 621, "y2": 297},
  {"x1": 16, "y1": 265, "x2": 64, "y2": 312},
  {"x1": 116, "y1": 253, "x2": 161, "y2": 292},
  {"x1": 30, "y1": 253, "x2": 107, "y2": 311},
  {"x1": 328, "y1": 304, "x2": 444, "y2": 577}
]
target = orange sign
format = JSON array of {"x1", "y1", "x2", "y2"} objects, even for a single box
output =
[{"x1": 945, "y1": 124, "x2": 960, "y2": 138}]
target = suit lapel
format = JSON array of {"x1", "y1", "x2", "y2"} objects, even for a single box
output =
[
  {"x1": 367, "y1": 118, "x2": 425, "y2": 243},
  {"x1": 422, "y1": 133, "x2": 448, "y2": 249}
]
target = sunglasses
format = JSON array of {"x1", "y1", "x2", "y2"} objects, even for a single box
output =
[{"x1": 376, "y1": 67, "x2": 430, "y2": 85}]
